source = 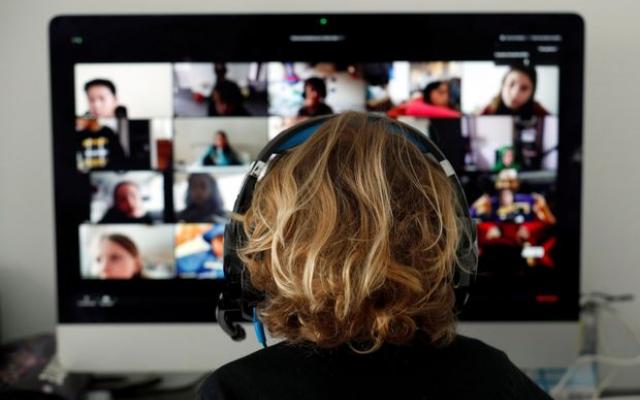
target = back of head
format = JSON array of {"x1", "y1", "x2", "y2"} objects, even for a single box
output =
[{"x1": 237, "y1": 112, "x2": 463, "y2": 352}]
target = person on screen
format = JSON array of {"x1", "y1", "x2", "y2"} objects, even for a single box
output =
[
  {"x1": 470, "y1": 169, "x2": 556, "y2": 268},
  {"x1": 175, "y1": 224, "x2": 225, "y2": 279},
  {"x1": 92, "y1": 233, "x2": 142, "y2": 279},
  {"x1": 177, "y1": 173, "x2": 226, "y2": 223},
  {"x1": 214, "y1": 62, "x2": 228, "y2": 82},
  {"x1": 471, "y1": 169, "x2": 555, "y2": 225},
  {"x1": 423, "y1": 80, "x2": 452, "y2": 108},
  {"x1": 84, "y1": 79, "x2": 120, "y2": 118},
  {"x1": 297, "y1": 77, "x2": 334, "y2": 117},
  {"x1": 202, "y1": 130, "x2": 242, "y2": 166},
  {"x1": 198, "y1": 112, "x2": 552, "y2": 400},
  {"x1": 386, "y1": 80, "x2": 461, "y2": 119},
  {"x1": 99, "y1": 181, "x2": 153, "y2": 224},
  {"x1": 76, "y1": 79, "x2": 130, "y2": 171},
  {"x1": 482, "y1": 65, "x2": 549, "y2": 118},
  {"x1": 492, "y1": 146, "x2": 520, "y2": 172},
  {"x1": 208, "y1": 80, "x2": 251, "y2": 116}
]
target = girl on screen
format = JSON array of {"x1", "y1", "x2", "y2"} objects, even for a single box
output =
[
  {"x1": 482, "y1": 64, "x2": 549, "y2": 118},
  {"x1": 387, "y1": 80, "x2": 461, "y2": 119},
  {"x1": 92, "y1": 233, "x2": 142, "y2": 279},
  {"x1": 202, "y1": 130, "x2": 242, "y2": 166},
  {"x1": 177, "y1": 173, "x2": 226, "y2": 223},
  {"x1": 423, "y1": 80, "x2": 452, "y2": 108}
]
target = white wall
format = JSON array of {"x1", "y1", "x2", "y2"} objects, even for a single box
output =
[{"x1": 2, "y1": 0, "x2": 640, "y2": 387}]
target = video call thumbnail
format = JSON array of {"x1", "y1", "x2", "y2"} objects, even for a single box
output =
[
  {"x1": 464, "y1": 116, "x2": 558, "y2": 172},
  {"x1": 174, "y1": 223, "x2": 225, "y2": 279},
  {"x1": 459, "y1": 62, "x2": 558, "y2": 117},
  {"x1": 173, "y1": 117, "x2": 269, "y2": 170},
  {"x1": 386, "y1": 62, "x2": 462, "y2": 118},
  {"x1": 268, "y1": 62, "x2": 366, "y2": 118},
  {"x1": 75, "y1": 63, "x2": 174, "y2": 119},
  {"x1": 469, "y1": 168, "x2": 557, "y2": 269},
  {"x1": 173, "y1": 171, "x2": 245, "y2": 223},
  {"x1": 89, "y1": 171, "x2": 165, "y2": 224},
  {"x1": 75, "y1": 117, "x2": 173, "y2": 172},
  {"x1": 173, "y1": 62, "x2": 268, "y2": 117},
  {"x1": 79, "y1": 224, "x2": 175, "y2": 279}
]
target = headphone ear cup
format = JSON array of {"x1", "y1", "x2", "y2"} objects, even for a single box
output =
[
  {"x1": 223, "y1": 220, "x2": 245, "y2": 290},
  {"x1": 223, "y1": 218, "x2": 264, "y2": 319}
]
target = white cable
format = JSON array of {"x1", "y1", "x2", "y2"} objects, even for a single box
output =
[
  {"x1": 591, "y1": 367, "x2": 619, "y2": 400},
  {"x1": 601, "y1": 305, "x2": 640, "y2": 353},
  {"x1": 589, "y1": 305, "x2": 638, "y2": 399},
  {"x1": 586, "y1": 304, "x2": 640, "y2": 367},
  {"x1": 551, "y1": 298, "x2": 640, "y2": 398},
  {"x1": 550, "y1": 341, "x2": 583, "y2": 394}
]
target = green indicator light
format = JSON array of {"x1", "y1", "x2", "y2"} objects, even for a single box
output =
[
  {"x1": 71, "y1": 36, "x2": 84, "y2": 45},
  {"x1": 320, "y1": 18, "x2": 328, "y2": 26}
]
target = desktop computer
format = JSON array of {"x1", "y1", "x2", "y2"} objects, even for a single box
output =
[{"x1": 49, "y1": 13, "x2": 584, "y2": 372}]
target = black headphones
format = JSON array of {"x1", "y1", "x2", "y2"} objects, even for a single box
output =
[{"x1": 216, "y1": 114, "x2": 478, "y2": 341}]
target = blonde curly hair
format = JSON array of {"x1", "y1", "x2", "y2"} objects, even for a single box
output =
[{"x1": 235, "y1": 111, "x2": 465, "y2": 352}]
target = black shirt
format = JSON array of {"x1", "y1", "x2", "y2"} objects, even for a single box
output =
[
  {"x1": 298, "y1": 103, "x2": 334, "y2": 117},
  {"x1": 76, "y1": 126, "x2": 127, "y2": 170},
  {"x1": 198, "y1": 335, "x2": 551, "y2": 400}
]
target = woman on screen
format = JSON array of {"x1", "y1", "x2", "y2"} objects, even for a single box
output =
[
  {"x1": 202, "y1": 130, "x2": 242, "y2": 166},
  {"x1": 177, "y1": 173, "x2": 226, "y2": 223},
  {"x1": 92, "y1": 233, "x2": 142, "y2": 279},
  {"x1": 423, "y1": 80, "x2": 453, "y2": 108},
  {"x1": 482, "y1": 65, "x2": 549, "y2": 118},
  {"x1": 386, "y1": 80, "x2": 461, "y2": 119}
]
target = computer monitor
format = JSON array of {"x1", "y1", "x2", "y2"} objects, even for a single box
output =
[{"x1": 49, "y1": 14, "x2": 584, "y2": 371}]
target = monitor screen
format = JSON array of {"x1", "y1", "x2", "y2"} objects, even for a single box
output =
[{"x1": 50, "y1": 14, "x2": 583, "y2": 324}]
